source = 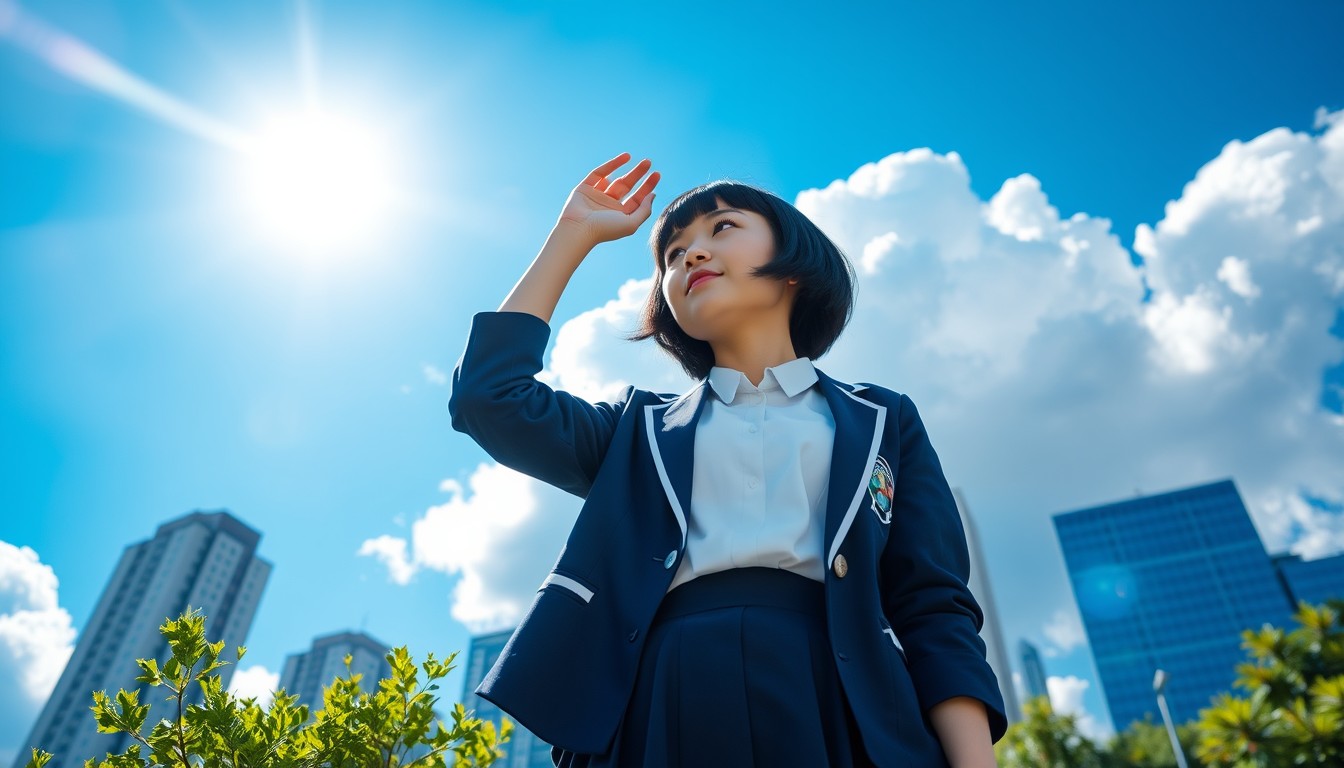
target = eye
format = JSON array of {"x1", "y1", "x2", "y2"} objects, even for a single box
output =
[{"x1": 713, "y1": 219, "x2": 735, "y2": 233}]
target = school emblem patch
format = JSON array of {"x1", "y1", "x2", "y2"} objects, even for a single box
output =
[{"x1": 867, "y1": 455, "x2": 894, "y2": 524}]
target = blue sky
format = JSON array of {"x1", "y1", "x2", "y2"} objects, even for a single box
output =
[{"x1": 3, "y1": 0, "x2": 1343, "y2": 757}]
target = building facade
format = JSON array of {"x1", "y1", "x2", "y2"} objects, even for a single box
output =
[
  {"x1": 461, "y1": 630, "x2": 555, "y2": 768},
  {"x1": 953, "y1": 489, "x2": 1021, "y2": 724},
  {"x1": 17, "y1": 510, "x2": 271, "y2": 768},
  {"x1": 279, "y1": 630, "x2": 392, "y2": 709},
  {"x1": 1019, "y1": 639, "x2": 1051, "y2": 709},
  {"x1": 1053, "y1": 480, "x2": 1294, "y2": 729},
  {"x1": 1272, "y1": 551, "x2": 1344, "y2": 609}
]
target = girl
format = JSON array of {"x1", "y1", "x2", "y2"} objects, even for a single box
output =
[{"x1": 450, "y1": 153, "x2": 1006, "y2": 767}]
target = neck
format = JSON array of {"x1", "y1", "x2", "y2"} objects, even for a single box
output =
[{"x1": 708, "y1": 323, "x2": 798, "y2": 386}]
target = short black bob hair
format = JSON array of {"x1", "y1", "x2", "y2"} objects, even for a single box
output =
[{"x1": 633, "y1": 180, "x2": 856, "y2": 381}]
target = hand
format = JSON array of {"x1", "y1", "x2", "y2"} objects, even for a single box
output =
[{"x1": 556, "y1": 152, "x2": 661, "y2": 247}]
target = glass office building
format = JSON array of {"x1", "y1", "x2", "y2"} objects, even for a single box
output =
[
  {"x1": 1274, "y1": 551, "x2": 1344, "y2": 608},
  {"x1": 1053, "y1": 480, "x2": 1294, "y2": 729},
  {"x1": 462, "y1": 629, "x2": 556, "y2": 768}
]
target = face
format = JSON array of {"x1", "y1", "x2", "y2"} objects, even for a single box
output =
[{"x1": 659, "y1": 200, "x2": 794, "y2": 342}]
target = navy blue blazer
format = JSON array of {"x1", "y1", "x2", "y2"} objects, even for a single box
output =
[{"x1": 449, "y1": 311, "x2": 1007, "y2": 762}]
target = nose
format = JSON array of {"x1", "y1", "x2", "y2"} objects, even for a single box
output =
[{"x1": 682, "y1": 242, "x2": 710, "y2": 267}]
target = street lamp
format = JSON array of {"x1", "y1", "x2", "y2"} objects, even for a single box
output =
[{"x1": 1152, "y1": 669, "x2": 1190, "y2": 768}]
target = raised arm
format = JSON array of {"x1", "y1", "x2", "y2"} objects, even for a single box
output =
[{"x1": 450, "y1": 154, "x2": 661, "y2": 497}]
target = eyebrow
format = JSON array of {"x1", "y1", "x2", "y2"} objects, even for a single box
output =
[{"x1": 664, "y1": 208, "x2": 744, "y2": 256}]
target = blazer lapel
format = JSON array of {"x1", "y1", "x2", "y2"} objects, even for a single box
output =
[
  {"x1": 644, "y1": 382, "x2": 710, "y2": 545},
  {"x1": 816, "y1": 371, "x2": 887, "y2": 570}
]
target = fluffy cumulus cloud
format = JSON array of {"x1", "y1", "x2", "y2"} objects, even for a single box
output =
[
  {"x1": 1048, "y1": 675, "x2": 1112, "y2": 741},
  {"x1": 361, "y1": 462, "x2": 580, "y2": 632},
  {"x1": 1042, "y1": 607, "x2": 1088, "y2": 656},
  {"x1": 540, "y1": 277, "x2": 693, "y2": 402},
  {"x1": 0, "y1": 541, "x2": 76, "y2": 756},
  {"x1": 227, "y1": 664, "x2": 279, "y2": 709}
]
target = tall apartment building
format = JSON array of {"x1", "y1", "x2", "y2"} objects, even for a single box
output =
[
  {"x1": 279, "y1": 630, "x2": 392, "y2": 709},
  {"x1": 461, "y1": 629, "x2": 555, "y2": 768},
  {"x1": 1053, "y1": 480, "x2": 1294, "y2": 729},
  {"x1": 953, "y1": 489, "x2": 1021, "y2": 723},
  {"x1": 16, "y1": 511, "x2": 271, "y2": 768},
  {"x1": 1019, "y1": 639, "x2": 1051, "y2": 709}
]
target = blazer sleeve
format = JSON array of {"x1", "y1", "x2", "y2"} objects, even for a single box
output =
[
  {"x1": 879, "y1": 393, "x2": 1008, "y2": 741},
  {"x1": 449, "y1": 311, "x2": 627, "y2": 498}
]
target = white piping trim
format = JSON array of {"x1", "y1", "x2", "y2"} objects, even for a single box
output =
[
  {"x1": 644, "y1": 404, "x2": 688, "y2": 545},
  {"x1": 827, "y1": 387, "x2": 886, "y2": 570},
  {"x1": 541, "y1": 573, "x2": 594, "y2": 603},
  {"x1": 883, "y1": 627, "x2": 905, "y2": 653}
]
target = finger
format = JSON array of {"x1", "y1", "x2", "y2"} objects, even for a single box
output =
[
  {"x1": 594, "y1": 176, "x2": 611, "y2": 192},
  {"x1": 583, "y1": 152, "x2": 632, "y2": 187},
  {"x1": 628, "y1": 192, "x2": 656, "y2": 225},
  {"x1": 604, "y1": 158, "x2": 652, "y2": 199},
  {"x1": 622, "y1": 171, "x2": 661, "y2": 214}
]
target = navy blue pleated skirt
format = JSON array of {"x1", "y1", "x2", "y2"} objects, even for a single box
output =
[{"x1": 553, "y1": 567, "x2": 873, "y2": 768}]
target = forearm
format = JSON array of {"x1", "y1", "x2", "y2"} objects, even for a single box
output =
[
  {"x1": 498, "y1": 223, "x2": 594, "y2": 323},
  {"x1": 929, "y1": 696, "x2": 996, "y2": 768}
]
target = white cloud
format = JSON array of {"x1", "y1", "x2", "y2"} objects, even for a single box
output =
[
  {"x1": 1252, "y1": 489, "x2": 1344, "y2": 559},
  {"x1": 1048, "y1": 675, "x2": 1112, "y2": 741},
  {"x1": 1141, "y1": 287, "x2": 1262, "y2": 374},
  {"x1": 227, "y1": 664, "x2": 279, "y2": 709},
  {"x1": 423, "y1": 364, "x2": 448, "y2": 386},
  {"x1": 1216, "y1": 256, "x2": 1261, "y2": 300},
  {"x1": 1043, "y1": 607, "x2": 1087, "y2": 655},
  {"x1": 357, "y1": 536, "x2": 416, "y2": 586},
  {"x1": 541, "y1": 278, "x2": 692, "y2": 402},
  {"x1": 361, "y1": 462, "x2": 579, "y2": 633},
  {"x1": 0, "y1": 541, "x2": 76, "y2": 754},
  {"x1": 985, "y1": 174, "x2": 1059, "y2": 242}
]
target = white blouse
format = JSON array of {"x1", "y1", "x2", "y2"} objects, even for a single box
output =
[{"x1": 667, "y1": 357, "x2": 837, "y2": 591}]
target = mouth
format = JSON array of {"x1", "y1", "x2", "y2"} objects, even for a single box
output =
[{"x1": 686, "y1": 271, "x2": 722, "y2": 294}]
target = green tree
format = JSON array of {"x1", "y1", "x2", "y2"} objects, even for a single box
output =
[
  {"x1": 996, "y1": 695, "x2": 1106, "y2": 768},
  {"x1": 24, "y1": 607, "x2": 509, "y2": 768},
  {"x1": 1193, "y1": 600, "x2": 1344, "y2": 767},
  {"x1": 1102, "y1": 716, "x2": 1198, "y2": 768}
]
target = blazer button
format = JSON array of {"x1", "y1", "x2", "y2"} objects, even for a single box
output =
[
  {"x1": 832, "y1": 554, "x2": 849, "y2": 579},
  {"x1": 663, "y1": 550, "x2": 677, "y2": 569}
]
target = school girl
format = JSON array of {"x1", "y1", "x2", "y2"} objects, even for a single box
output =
[{"x1": 449, "y1": 153, "x2": 1007, "y2": 767}]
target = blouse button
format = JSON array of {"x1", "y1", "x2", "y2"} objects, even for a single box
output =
[{"x1": 748, "y1": 424, "x2": 758, "y2": 434}]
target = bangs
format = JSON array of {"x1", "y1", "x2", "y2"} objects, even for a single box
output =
[{"x1": 649, "y1": 182, "x2": 780, "y2": 267}]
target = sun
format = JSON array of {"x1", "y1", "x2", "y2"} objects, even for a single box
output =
[{"x1": 238, "y1": 110, "x2": 399, "y2": 252}]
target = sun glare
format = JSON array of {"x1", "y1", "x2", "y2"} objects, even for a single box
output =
[{"x1": 239, "y1": 110, "x2": 398, "y2": 251}]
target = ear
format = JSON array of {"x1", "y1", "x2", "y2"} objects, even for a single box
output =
[{"x1": 787, "y1": 278, "x2": 799, "y2": 286}]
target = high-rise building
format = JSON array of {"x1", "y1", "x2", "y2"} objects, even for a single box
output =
[
  {"x1": 1019, "y1": 639, "x2": 1050, "y2": 708},
  {"x1": 16, "y1": 511, "x2": 271, "y2": 768},
  {"x1": 279, "y1": 631, "x2": 392, "y2": 709},
  {"x1": 953, "y1": 489, "x2": 1020, "y2": 724},
  {"x1": 1053, "y1": 480, "x2": 1294, "y2": 730},
  {"x1": 1272, "y1": 551, "x2": 1344, "y2": 609},
  {"x1": 461, "y1": 629, "x2": 555, "y2": 768}
]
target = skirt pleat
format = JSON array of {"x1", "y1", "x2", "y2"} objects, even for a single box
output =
[{"x1": 556, "y1": 567, "x2": 872, "y2": 768}]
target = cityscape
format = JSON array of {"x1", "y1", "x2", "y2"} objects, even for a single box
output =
[
  {"x1": 12, "y1": 478, "x2": 1343, "y2": 766},
  {"x1": 3, "y1": 1, "x2": 1342, "y2": 767}
]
